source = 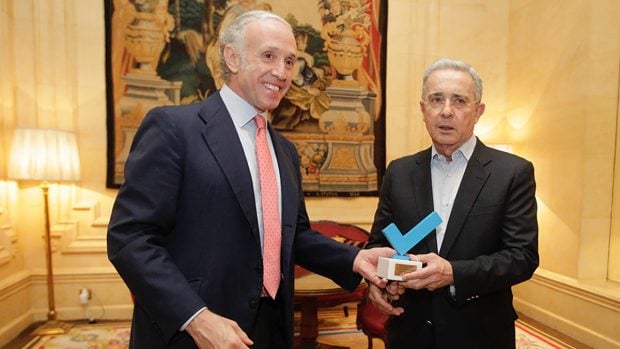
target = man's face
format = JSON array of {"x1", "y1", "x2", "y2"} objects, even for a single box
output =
[
  {"x1": 419, "y1": 69, "x2": 485, "y2": 157},
  {"x1": 225, "y1": 18, "x2": 297, "y2": 112}
]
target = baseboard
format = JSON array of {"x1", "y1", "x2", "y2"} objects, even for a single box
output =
[
  {"x1": 0, "y1": 269, "x2": 132, "y2": 347},
  {"x1": 36, "y1": 304, "x2": 134, "y2": 323},
  {"x1": 0, "y1": 311, "x2": 34, "y2": 348},
  {"x1": 514, "y1": 270, "x2": 620, "y2": 349}
]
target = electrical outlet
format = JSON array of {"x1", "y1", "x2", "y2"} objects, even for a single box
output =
[{"x1": 79, "y1": 288, "x2": 92, "y2": 305}]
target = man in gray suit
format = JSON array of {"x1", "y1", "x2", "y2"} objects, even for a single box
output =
[
  {"x1": 366, "y1": 58, "x2": 539, "y2": 348},
  {"x1": 107, "y1": 10, "x2": 393, "y2": 349}
]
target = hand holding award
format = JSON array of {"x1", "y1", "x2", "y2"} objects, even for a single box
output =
[{"x1": 377, "y1": 212, "x2": 442, "y2": 281}]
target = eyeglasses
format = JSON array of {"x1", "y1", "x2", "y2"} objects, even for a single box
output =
[{"x1": 424, "y1": 93, "x2": 478, "y2": 110}]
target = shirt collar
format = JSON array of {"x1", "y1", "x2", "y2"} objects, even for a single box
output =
[
  {"x1": 220, "y1": 84, "x2": 266, "y2": 128},
  {"x1": 432, "y1": 135, "x2": 477, "y2": 161}
]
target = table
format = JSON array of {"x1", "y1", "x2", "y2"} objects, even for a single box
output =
[{"x1": 294, "y1": 272, "x2": 367, "y2": 349}]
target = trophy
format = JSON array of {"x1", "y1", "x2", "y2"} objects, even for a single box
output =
[{"x1": 377, "y1": 211, "x2": 443, "y2": 281}]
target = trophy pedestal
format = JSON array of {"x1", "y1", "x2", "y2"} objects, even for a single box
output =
[{"x1": 377, "y1": 256, "x2": 422, "y2": 281}]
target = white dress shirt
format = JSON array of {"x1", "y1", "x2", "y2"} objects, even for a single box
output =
[{"x1": 430, "y1": 135, "x2": 476, "y2": 250}]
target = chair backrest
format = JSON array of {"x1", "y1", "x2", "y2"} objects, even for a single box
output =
[
  {"x1": 311, "y1": 220, "x2": 369, "y2": 247},
  {"x1": 295, "y1": 221, "x2": 369, "y2": 278},
  {"x1": 303, "y1": 221, "x2": 388, "y2": 346}
]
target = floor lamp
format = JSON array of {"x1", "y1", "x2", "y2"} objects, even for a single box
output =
[{"x1": 8, "y1": 128, "x2": 81, "y2": 335}]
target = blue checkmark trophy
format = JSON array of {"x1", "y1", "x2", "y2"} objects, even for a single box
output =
[{"x1": 382, "y1": 211, "x2": 443, "y2": 259}]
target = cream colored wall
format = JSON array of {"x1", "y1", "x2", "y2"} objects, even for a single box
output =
[
  {"x1": 507, "y1": 1, "x2": 620, "y2": 347},
  {"x1": 507, "y1": 0, "x2": 619, "y2": 281},
  {"x1": 0, "y1": 1, "x2": 131, "y2": 345},
  {"x1": 0, "y1": 0, "x2": 619, "y2": 348},
  {"x1": 612, "y1": 84, "x2": 620, "y2": 281}
]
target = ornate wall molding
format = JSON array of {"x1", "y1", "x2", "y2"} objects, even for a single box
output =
[
  {"x1": 530, "y1": 270, "x2": 620, "y2": 311},
  {"x1": 0, "y1": 198, "x2": 17, "y2": 266},
  {"x1": 0, "y1": 269, "x2": 29, "y2": 302},
  {"x1": 58, "y1": 199, "x2": 109, "y2": 254}
]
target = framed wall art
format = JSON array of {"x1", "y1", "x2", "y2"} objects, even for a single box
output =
[{"x1": 105, "y1": 0, "x2": 386, "y2": 196}]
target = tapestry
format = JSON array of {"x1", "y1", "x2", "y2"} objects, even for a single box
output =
[{"x1": 105, "y1": 0, "x2": 387, "y2": 196}]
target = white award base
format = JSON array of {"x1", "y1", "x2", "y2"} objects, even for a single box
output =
[{"x1": 377, "y1": 256, "x2": 422, "y2": 281}]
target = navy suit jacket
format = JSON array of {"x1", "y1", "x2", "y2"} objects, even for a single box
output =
[
  {"x1": 367, "y1": 139, "x2": 539, "y2": 349},
  {"x1": 107, "y1": 92, "x2": 362, "y2": 348}
]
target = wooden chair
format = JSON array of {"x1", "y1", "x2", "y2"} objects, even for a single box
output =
[
  {"x1": 295, "y1": 221, "x2": 370, "y2": 313},
  {"x1": 301, "y1": 221, "x2": 388, "y2": 349},
  {"x1": 293, "y1": 221, "x2": 370, "y2": 347}
]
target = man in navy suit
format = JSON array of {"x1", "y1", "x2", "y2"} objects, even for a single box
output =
[
  {"x1": 107, "y1": 10, "x2": 394, "y2": 349},
  {"x1": 366, "y1": 58, "x2": 539, "y2": 348}
]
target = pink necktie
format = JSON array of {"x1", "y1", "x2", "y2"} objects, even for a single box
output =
[{"x1": 255, "y1": 114, "x2": 281, "y2": 299}]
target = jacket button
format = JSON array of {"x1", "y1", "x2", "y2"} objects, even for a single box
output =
[{"x1": 249, "y1": 299, "x2": 258, "y2": 309}]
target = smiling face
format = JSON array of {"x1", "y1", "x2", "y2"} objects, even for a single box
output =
[
  {"x1": 420, "y1": 69, "x2": 485, "y2": 157},
  {"x1": 224, "y1": 18, "x2": 297, "y2": 112}
]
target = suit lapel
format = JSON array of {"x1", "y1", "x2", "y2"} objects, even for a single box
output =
[
  {"x1": 413, "y1": 149, "x2": 439, "y2": 254},
  {"x1": 439, "y1": 141, "x2": 491, "y2": 257},
  {"x1": 198, "y1": 93, "x2": 261, "y2": 247}
]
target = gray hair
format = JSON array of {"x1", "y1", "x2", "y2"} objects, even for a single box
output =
[
  {"x1": 219, "y1": 10, "x2": 292, "y2": 81},
  {"x1": 421, "y1": 58, "x2": 483, "y2": 102}
]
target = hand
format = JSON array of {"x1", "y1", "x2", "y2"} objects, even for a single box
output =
[
  {"x1": 399, "y1": 253, "x2": 454, "y2": 291},
  {"x1": 353, "y1": 247, "x2": 396, "y2": 288},
  {"x1": 367, "y1": 283, "x2": 404, "y2": 316},
  {"x1": 186, "y1": 309, "x2": 253, "y2": 349},
  {"x1": 386, "y1": 280, "x2": 406, "y2": 300}
]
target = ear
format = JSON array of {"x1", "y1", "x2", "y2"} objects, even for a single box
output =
[
  {"x1": 223, "y1": 45, "x2": 240, "y2": 74},
  {"x1": 419, "y1": 100, "x2": 426, "y2": 113},
  {"x1": 474, "y1": 102, "x2": 486, "y2": 123}
]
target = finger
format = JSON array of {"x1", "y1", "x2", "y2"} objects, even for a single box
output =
[
  {"x1": 382, "y1": 290, "x2": 401, "y2": 302},
  {"x1": 387, "y1": 292, "x2": 400, "y2": 302},
  {"x1": 414, "y1": 252, "x2": 436, "y2": 264},
  {"x1": 232, "y1": 325, "x2": 253, "y2": 346},
  {"x1": 366, "y1": 274, "x2": 388, "y2": 288},
  {"x1": 368, "y1": 283, "x2": 384, "y2": 299},
  {"x1": 397, "y1": 278, "x2": 420, "y2": 290},
  {"x1": 368, "y1": 284, "x2": 404, "y2": 315},
  {"x1": 386, "y1": 281, "x2": 400, "y2": 295},
  {"x1": 372, "y1": 293, "x2": 398, "y2": 313},
  {"x1": 375, "y1": 298, "x2": 405, "y2": 316}
]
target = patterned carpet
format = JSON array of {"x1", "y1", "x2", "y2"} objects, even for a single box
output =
[{"x1": 18, "y1": 306, "x2": 576, "y2": 349}]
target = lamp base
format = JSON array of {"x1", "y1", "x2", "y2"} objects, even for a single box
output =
[{"x1": 31, "y1": 320, "x2": 73, "y2": 336}]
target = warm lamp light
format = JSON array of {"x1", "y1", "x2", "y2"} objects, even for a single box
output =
[
  {"x1": 488, "y1": 143, "x2": 513, "y2": 154},
  {"x1": 9, "y1": 128, "x2": 80, "y2": 181},
  {"x1": 0, "y1": 141, "x2": 5, "y2": 180},
  {"x1": 8, "y1": 128, "x2": 81, "y2": 335}
]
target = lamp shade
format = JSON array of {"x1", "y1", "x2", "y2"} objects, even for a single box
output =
[{"x1": 8, "y1": 128, "x2": 81, "y2": 182}]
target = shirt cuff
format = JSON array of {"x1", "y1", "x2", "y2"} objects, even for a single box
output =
[{"x1": 180, "y1": 307, "x2": 207, "y2": 331}]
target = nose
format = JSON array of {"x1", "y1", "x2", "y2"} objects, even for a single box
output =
[
  {"x1": 439, "y1": 101, "x2": 454, "y2": 117},
  {"x1": 272, "y1": 61, "x2": 287, "y2": 80}
]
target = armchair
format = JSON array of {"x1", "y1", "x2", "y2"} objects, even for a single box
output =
[
  {"x1": 294, "y1": 221, "x2": 370, "y2": 348},
  {"x1": 300, "y1": 221, "x2": 389, "y2": 349},
  {"x1": 356, "y1": 288, "x2": 388, "y2": 349}
]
